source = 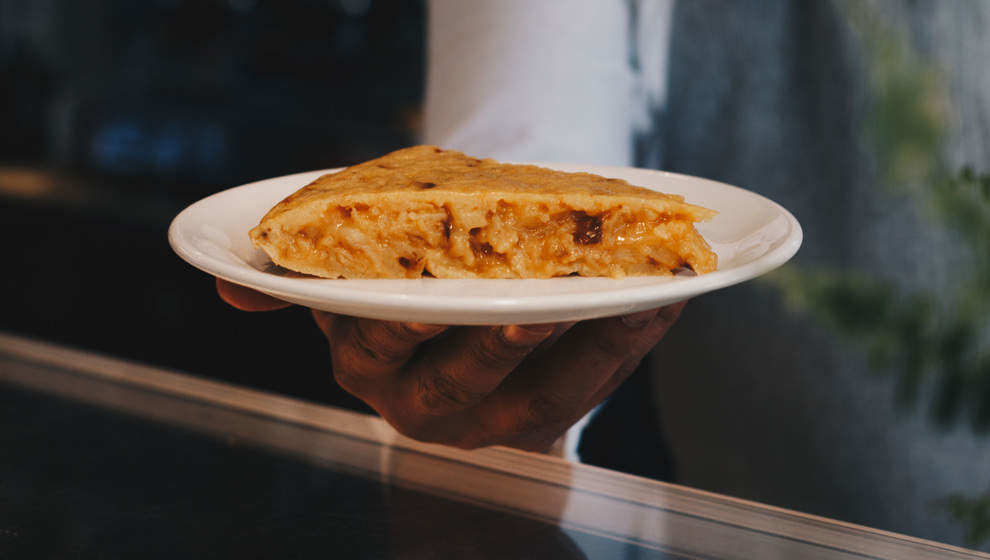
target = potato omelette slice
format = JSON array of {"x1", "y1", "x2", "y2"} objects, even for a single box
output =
[{"x1": 250, "y1": 146, "x2": 717, "y2": 279}]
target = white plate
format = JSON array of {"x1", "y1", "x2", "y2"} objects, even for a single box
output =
[{"x1": 168, "y1": 164, "x2": 802, "y2": 325}]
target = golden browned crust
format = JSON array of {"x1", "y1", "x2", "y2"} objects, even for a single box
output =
[{"x1": 250, "y1": 145, "x2": 717, "y2": 278}]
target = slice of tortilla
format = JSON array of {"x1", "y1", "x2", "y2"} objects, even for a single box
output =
[{"x1": 250, "y1": 146, "x2": 717, "y2": 279}]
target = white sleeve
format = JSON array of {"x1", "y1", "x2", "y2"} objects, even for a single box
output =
[
  {"x1": 423, "y1": 0, "x2": 674, "y2": 463},
  {"x1": 424, "y1": 0, "x2": 670, "y2": 166}
]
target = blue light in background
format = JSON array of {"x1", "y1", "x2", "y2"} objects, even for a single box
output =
[
  {"x1": 90, "y1": 117, "x2": 145, "y2": 175},
  {"x1": 89, "y1": 116, "x2": 229, "y2": 180}
]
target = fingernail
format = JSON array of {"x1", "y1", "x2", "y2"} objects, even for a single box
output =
[
  {"x1": 657, "y1": 301, "x2": 687, "y2": 323},
  {"x1": 406, "y1": 323, "x2": 447, "y2": 336},
  {"x1": 501, "y1": 324, "x2": 554, "y2": 345},
  {"x1": 621, "y1": 309, "x2": 659, "y2": 328}
]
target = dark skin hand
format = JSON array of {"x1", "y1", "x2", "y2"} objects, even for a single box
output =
[{"x1": 217, "y1": 278, "x2": 685, "y2": 451}]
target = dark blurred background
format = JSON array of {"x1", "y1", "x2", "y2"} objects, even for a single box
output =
[{"x1": 0, "y1": 0, "x2": 425, "y2": 407}]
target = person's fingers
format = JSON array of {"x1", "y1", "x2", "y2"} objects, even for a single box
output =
[
  {"x1": 401, "y1": 324, "x2": 555, "y2": 419},
  {"x1": 507, "y1": 302, "x2": 687, "y2": 451},
  {"x1": 329, "y1": 316, "x2": 447, "y2": 400},
  {"x1": 543, "y1": 321, "x2": 578, "y2": 347},
  {"x1": 311, "y1": 304, "x2": 684, "y2": 451},
  {"x1": 311, "y1": 310, "x2": 335, "y2": 339},
  {"x1": 480, "y1": 303, "x2": 687, "y2": 448},
  {"x1": 584, "y1": 302, "x2": 686, "y2": 408},
  {"x1": 499, "y1": 321, "x2": 577, "y2": 374},
  {"x1": 215, "y1": 278, "x2": 292, "y2": 311}
]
